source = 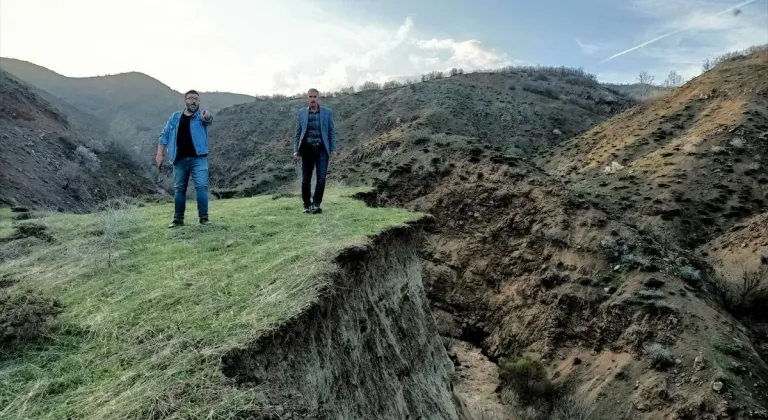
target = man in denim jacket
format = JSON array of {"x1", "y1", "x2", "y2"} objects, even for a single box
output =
[
  {"x1": 293, "y1": 88, "x2": 338, "y2": 214},
  {"x1": 156, "y1": 90, "x2": 214, "y2": 227}
]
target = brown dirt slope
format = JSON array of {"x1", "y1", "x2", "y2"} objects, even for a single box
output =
[
  {"x1": 0, "y1": 69, "x2": 156, "y2": 211},
  {"x1": 699, "y1": 211, "x2": 768, "y2": 365},
  {"x1": 202, "y1": 54, "x2": 768, "y2": 418},
  {"x1": 351, "y1": 50, "x2": 768, "y2": 419},
  {"x1": 701, "y1": 212, "x2": 768, "y2": 274},
  {"x1": 206, "y1": 67, "x2": 636, "y2": 196},
  {"x1": 538, "y1": 48, "x2": 768, "y2": 248},
  {"x1": 361, "y1": 143, "x2": 768, "y2": 419}
]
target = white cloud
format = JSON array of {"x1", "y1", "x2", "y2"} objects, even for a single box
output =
[
  {"x1": 575, "y1": 38, "x2": 606, "y2": 55},
  {"x1": 594, "y1": 0, "x2": 767, "y2": 81},
  {"x1": 0, "y1": 0, "x2": 513, "y2": 95}
]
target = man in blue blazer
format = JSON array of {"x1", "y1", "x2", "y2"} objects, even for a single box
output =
[{"x1": 293, "y1": 88, "x2": 338, "y2": 214}]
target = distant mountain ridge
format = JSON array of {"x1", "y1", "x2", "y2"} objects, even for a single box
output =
[
  {"x1": 0, "y1": 69, "x2": 156, "y2": 211},
  {"x1": 0, "y1": 57, "x2": 256, "y2": 165}
]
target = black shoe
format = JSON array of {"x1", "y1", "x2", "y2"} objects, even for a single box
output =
[
  {"x1": 199, "y1": 218, "x2": 209, "y2": 225},
  {"x1": 168, "y1": 220, "x2": 184, "y2": 228},
  {"x1": 310, "y1": 204, "x2": 322, "y2": 214},
  {"x1": 303, "y1": 206, "x2": 311, "y2": 213}
]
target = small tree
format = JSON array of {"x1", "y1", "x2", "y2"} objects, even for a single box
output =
[
  {"x1": 637, "y1": 71, "x2": 656, "y2": 99},
  {"x1": 637, "y1": 71, "x2": 655, "y2": 85},
  {"x1": 382, "y1": 80, "x2": 403, "y2": 90},
  {"x1": 663, "y1": 70, "x2": 684, "y2": 87},
  {"x1": 702, "y1": 58, "x2": 714, "y2": 72},
  {"x1": 359, "y1": 81, "x2": 381, "y2": 91}
]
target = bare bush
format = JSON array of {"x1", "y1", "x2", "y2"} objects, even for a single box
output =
[
  {"x1": 702, "y1": 44, "x2": 768, "y2": 72},
  {"x1": 75, "y1": 145, "x2": 101, "y2": 172},
  {"x1": 677, "y1": 265, "x2": 701, "y2": 286},
  {"x1": 359, "y1": 81, "x2": 381, "y2": 91},
  {"x1": 644, "y1": 343, "x2": 675, "y2": 370},
  {"x1": 550, "y1": 395, "x2": 593, "y2": 420},
  {"x1": 58, "y1": 161, "x2": 92, "y2": 201},
  {"x1": 637, "y1": 71, "x2": 655, "y2": 85},
  {"x1": 663, "y1": 70, "x2": 685, "y2": 87},
  {"x1": 421, "y1": 71, "x2": 444, "y2": 82},
  {"x1": 521, "y1": 82, "x2": 561, "y2": 100},
  {"x1": 98, "y1": 199, "x2": 139, "y2": 268},
  {"x1": 709, "y1": 266, "x2": 768, "y2": 319},
  {"x1": 338, "y1": 86, "x2": 355, "y2": 95},
  {"x1": 382, "y1": 80, "x2": 403, "y2": 90}
]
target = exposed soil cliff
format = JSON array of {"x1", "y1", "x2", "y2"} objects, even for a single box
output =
[{"x1": 220, "y1": 219, "x2": 471, "y2": 420}]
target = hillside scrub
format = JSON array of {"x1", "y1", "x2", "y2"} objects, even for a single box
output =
[
  {"x1": 498, "y1": 355, "x2": 593, "y2": 419},
  {"x1": 0, "y1": 288, "x2": 62, "y2": 350},
  {"x1": 709, "y1": 266, "x2": 768, "y2": 320},
  {"x1": 0, "y1": 188, "x2": 420, "y2": 419}
]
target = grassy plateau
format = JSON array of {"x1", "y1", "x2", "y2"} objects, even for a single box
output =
[{"x1": 0, "y1": 187, "x2": 419, "y2": 419}]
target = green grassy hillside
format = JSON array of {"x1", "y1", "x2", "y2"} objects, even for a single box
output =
[{"x1": 0, "y1": 188, "x2": 418, "y2": 419}]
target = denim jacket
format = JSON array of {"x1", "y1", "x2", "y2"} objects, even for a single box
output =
[{"x1": 158, "y1": 109, "x2": 213, "y2": 163}]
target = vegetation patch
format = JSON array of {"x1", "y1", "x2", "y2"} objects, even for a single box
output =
[
  {"x1": 0, "y1": 187, "x2": 419, "y2": 419},
  {"x1": 708, "y1": 266, "x2": 768, "y2": 320},
  {"x1": 644, "y1": 343, "x2": 675, "y2": 370},
  {"x1": 1, "y1": 288, "x2": 63, "y2": 351},
  {"x1": 499, "y1": 355, "x2": 593, "y2": 419}
]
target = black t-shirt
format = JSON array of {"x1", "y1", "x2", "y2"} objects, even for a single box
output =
[{"x1": 175, "y1": 113, "x2": 196, "y2": 160}]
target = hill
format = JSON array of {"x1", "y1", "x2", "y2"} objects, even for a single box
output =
[
  {"x1": 0, "y1": 189, "x2": 471, "y2": 419},
  {"x1": 539, "y1": 47, "x2": 768, "y2": 248},
  {"x1": 205, "y1": 67, "x2": 636, "y2": 197},
  {"x1": 0, "y1": 57, "x2": 255, "y2": 162},
  {"x1": 604, "y1": 83, "x2": 673, "y2": 101},
  {"x1": 205, "y1": 51, "x2": 768, "y2": 418},
  {"x1": 0, "y1": 69, "x2": 156, "y2": 212}
]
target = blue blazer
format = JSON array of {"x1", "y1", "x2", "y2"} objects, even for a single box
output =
[{"x1": 293, "y1": 106, "x2": 337, "y2": 154}]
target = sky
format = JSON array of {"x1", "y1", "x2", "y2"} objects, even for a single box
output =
[{"x1": 1, "y1": 0, "x2": 766, "y2": 95}]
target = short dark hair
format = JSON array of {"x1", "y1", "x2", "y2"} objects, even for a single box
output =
[{"x1": 184, "y1": 90, "x2": 199, "y2": 97}]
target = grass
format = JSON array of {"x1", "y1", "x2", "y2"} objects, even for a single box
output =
[{"x1": 0, "y1": 187, "x2": 420, "y2": 419}]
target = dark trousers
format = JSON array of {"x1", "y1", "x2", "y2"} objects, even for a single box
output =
[{"x1": 299, "y1": 141, "x2": 329, "y2": 207}]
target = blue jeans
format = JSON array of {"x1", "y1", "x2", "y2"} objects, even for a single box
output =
[
  {"x1": 173, "y1": 156, "x2": 209, "y2": 222},
  {"x1": 300, "y1": 142, "x2": 328, "y2": 207}
]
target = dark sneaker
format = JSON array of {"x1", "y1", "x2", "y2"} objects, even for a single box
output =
[
  {"x1": 168, "y1": 220, "x2": 184, "y2": 228},
  {"x1": 311, "y1": 204, "x2": 322, "y2": 214},
  {"x1": 303, "y1": 206, "x2": 311, "y2": 213},
  {"x1": 199, "y1": 218, "x2": 209, "y2": 225}
]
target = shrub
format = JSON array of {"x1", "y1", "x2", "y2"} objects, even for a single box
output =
[
  {"x1": 709, "y1": 266, "x2": 768, "y2": 319},
  {"x1": 1, "y1": 289, "x2": 63, "y2": 349},
  {"x1": 75, "y1": 145, "x2": 101, "y2": 172},
  {"x1": 644, "y1": 343, "x2": 674, "y2": 370},
  {"x1": 540, "y1": 226, "x2": 569, "y2": 246},
  {"x1": 499, "y1": 355, "x2": 555, "y2": 406},
  {"x1": 550, "y1": 395, "x2": 593, "y2": 420},
  {"x1": 359, "y1": 81, "x2": 381, "y2": 91},
  {"x1": 677, "y1": 265, "x2": 701, "y2": 285},
  {"x1": 521, "y1": 82, "x2": 561, "y2": 100},
  {"x1": 620, "y1": 253, "x2": 653, "y2": 270},
  {"x1": 12, "y1": 222, "x2": 54, "y2": 242}
]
